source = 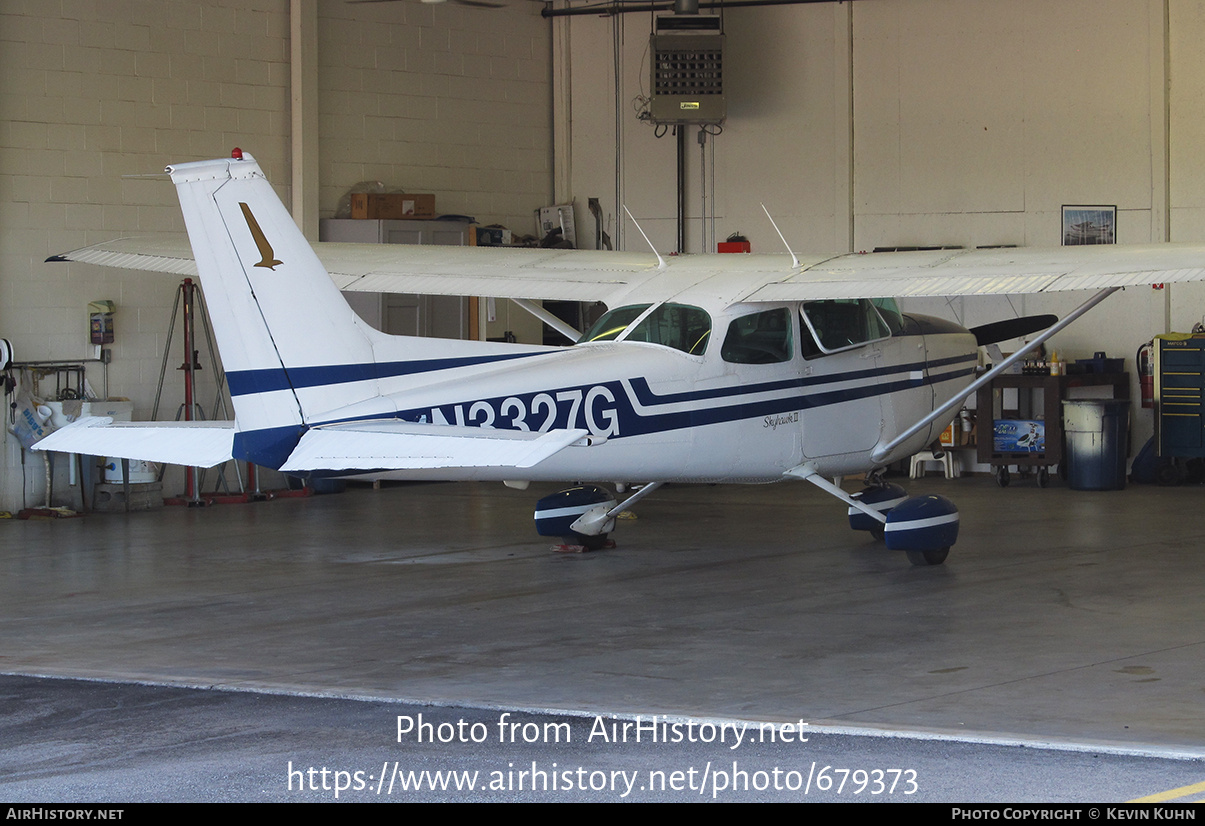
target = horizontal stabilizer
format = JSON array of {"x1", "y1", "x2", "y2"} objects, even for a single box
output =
[
  {"x1": 280, "y1": 421, "x2": 592, "y2": 472},
  {"x1": 32, "y1": 418, "x2": 235, "y2": 468},
  {"x1": 969, "y1": 314, "x2": 1059, "y2": 346}
]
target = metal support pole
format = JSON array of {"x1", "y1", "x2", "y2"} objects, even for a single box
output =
[{"x1": 180, "y1": 278, "x2": 201, "y2": 503}]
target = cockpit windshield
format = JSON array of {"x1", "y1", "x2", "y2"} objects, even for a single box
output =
[
  {"x1": 578, "y1": 304, "x2": 651, "y2": 344},
  {"x1": 577, "y1": 302, "x2": 712, "y2": 355}
]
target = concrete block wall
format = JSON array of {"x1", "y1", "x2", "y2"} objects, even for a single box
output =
[
  {"x1": 0, "y1": 1, "x2": 554, "y2": 511},
  {"x1": 0, "y1": 0, "x2": 292, "y2": 511},
  {"x1": 317, "y1": 1, "x2": 551, "y2": 234}
]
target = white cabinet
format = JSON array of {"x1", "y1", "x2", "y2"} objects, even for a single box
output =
[{"x1": 319, "y1": 218, "x2": 470, "y2": 339}]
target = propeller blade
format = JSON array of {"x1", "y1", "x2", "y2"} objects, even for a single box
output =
[{"x1": 969, "y1": 314, "x2": 1059, "y2": 346}]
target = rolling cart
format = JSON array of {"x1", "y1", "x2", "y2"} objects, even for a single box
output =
[{"x1": 976, "y1": 372, "x2": 1129, "y2": 487}]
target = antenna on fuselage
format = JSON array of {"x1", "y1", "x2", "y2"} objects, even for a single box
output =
[
  {"x1": 761, "y1": 204, "x2": 800, "y2": 270},
  {"x1": 623, "y1": 206, "x2": 667, "y2": 270}
]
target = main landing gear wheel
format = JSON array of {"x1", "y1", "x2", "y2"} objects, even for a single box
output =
[
  {"x1": 1036, "y1": 467, "x2": 1050, "y2": 488},
  {"x1": 995, "y1": 466, "x2": 1010, "y2": 487},
  {"x1": 884, "y1": 495, "x2": 959, "y2": 566},
  {"x1": 848, "y1": 483, "x2": 908, "y2": 540},
  {"x1": 906, "y1": 547, "x2": 949, "y2": 566},
  {"x1": 534, "y1": 485, "x2": 618, "y2": 551},
  {"x1": 568, "y1": 532, "x2": 608, "y2": 551}
]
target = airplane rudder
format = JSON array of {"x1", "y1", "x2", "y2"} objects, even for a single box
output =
[{"x1": 169, "y1": 154, "x2": 376, "y2": 408}]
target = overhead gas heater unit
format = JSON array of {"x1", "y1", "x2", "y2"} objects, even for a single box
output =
[{"x1": 649, "y1": 13, "x2": 725, "y2": 126}]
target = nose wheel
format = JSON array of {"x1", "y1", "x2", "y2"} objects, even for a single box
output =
[{"x1": 906, "y1": 547, "x2": 950, "y2": 566}]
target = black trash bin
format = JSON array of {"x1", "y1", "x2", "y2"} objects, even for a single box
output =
[{"x1": 1062, "y1": 399, "x2": 1130, "y2": 490}]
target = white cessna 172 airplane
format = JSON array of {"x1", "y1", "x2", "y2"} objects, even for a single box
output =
[{"x1": 34, "y1": 150, "x2": 1205, "y2": 564}]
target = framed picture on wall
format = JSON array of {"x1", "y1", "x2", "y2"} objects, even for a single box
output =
[{"x1": 1061, "y1": 205, "x2": 1116, "y2": 245}]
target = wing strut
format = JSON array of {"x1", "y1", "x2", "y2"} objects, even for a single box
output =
[
  {"x1": 510, "y1": 297, "x2": 582, "y2": 343},
  {"x1": 869, "y1": 285, "x2": 1122, "y2": 465}
]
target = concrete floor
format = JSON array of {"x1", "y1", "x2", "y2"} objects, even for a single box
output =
[{"x1": 2, "y1": 475, "x2": 1203, "y2": 755}]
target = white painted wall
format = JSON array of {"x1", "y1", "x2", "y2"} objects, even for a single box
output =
[{"x1": 562, "y1": 2, "x2": 853, "y2": 254}]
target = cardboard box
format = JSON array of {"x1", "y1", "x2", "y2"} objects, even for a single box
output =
[{"x1": 350, "y1": 193, "x2": 436, "y2": 220}]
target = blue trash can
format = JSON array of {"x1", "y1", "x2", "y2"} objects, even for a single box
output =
[{"x1": 1062, "y1": 399, "x2": 1130, "y2": 490}]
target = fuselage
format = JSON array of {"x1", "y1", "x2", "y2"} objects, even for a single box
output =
[{"x1": 297, "y1": 294, "x2": 977, "y2": 484}]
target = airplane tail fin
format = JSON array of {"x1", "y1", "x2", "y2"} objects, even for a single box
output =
[{"x1": 168, "y1": 152, "x2": 379, "y2": 468}]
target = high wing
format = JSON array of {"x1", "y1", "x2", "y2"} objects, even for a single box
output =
[
  {"x1": 48, "y1": 235, "x2": 660, "y2": 307},
  {"x1": 741, "y1": 244, "x2": 1205, "y2": 301},
  {"x1": 48, "y1": 235, "x2": 1205, "y2": 306}
]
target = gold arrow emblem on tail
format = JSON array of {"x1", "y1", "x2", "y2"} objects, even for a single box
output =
[{"x1": 239, "y1": 202, "x2": 283, "y2": 270}]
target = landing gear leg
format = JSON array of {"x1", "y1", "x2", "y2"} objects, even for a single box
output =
[
  {"x1": 864, "y1": 467, "x2": 887, "y2": 488},
  {"x1": 788, "y1": 464, "x2": 956, "y2": 565},
  {"x1": 534, "y1": 482, "x2": 664, "y2": 550}
]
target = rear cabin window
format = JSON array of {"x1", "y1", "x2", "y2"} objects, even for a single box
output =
[{"x1": 721, "y1": 308, "x2": 793, "y2": 364}]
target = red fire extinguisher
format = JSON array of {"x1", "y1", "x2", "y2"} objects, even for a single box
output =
[{"x1": 1137, "y1": 340, "x2": 1155, "y2": 409}]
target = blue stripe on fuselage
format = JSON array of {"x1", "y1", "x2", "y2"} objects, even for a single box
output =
[
  {"x1": 225, "y1": 351, "x2": 544, "y2": 397},
  {"x1": 624, "y1": 352, "x2": 975, "y2": 407},
  {"x1": 374, "y1": 353, "x2": 976, "y2": 439}
]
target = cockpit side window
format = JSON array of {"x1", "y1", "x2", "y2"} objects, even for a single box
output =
[
  {"x1": 625, "y1": 303, "x2": 712, "y2": 355},
  {"x1": 799, "y1": 299, "x2": 892, "y2": 359},
  {"x1": 721, "y1": 307, "x2": 793, "y2": 364}
]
